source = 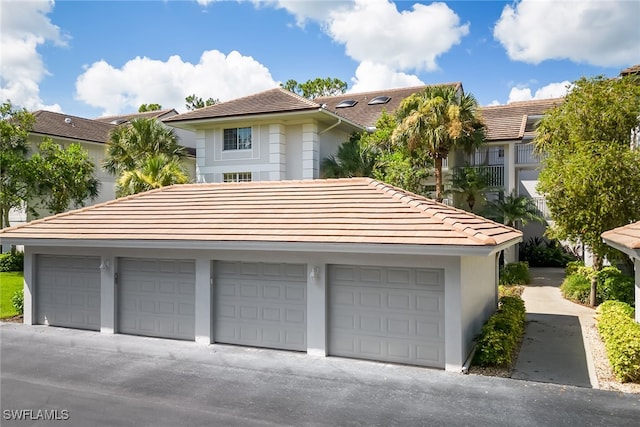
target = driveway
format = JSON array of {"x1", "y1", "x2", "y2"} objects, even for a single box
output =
[{"x1": 1, "y1": 323, "x2": 638, "y2": 427}]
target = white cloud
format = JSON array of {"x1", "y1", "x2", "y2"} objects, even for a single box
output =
[
  {"x1": 507, "y1": 81, "x2": 571, "y2": 103},
  {"x1": 327, "y1": 0, "x2": 469, "y2": 71},
  {"x1": 494, "y1": 0, "x2": 640, "y2": 66},
  {"x1": 250, "y1": 0, "x2": 351, "y2": 26},
  {"x1": 0, "y1": 0, "x2": 64, "y2": 112},
  {"x1": 349, "y1": 62, "x2": 423, "y2": 93},
  {"x1": 75, "y1": 50, "x2": 278, "y2": 116}
]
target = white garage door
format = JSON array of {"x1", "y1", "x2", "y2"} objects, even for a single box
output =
[
  {"x1": 215, "y1": 261, "x2": 306, "y2": 351},
  {"x1": 329, "y1": 265, "x2": 445, "y2": 368},
  {"x1": 36, "y1": 255, "x2": 101, "y2": 331},
  {"x1": 118, "y1": 258, "x2": 195, "y2": 340}
]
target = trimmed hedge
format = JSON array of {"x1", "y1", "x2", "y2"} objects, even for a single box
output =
[
  {"x1": 596, "y1": 301, "x2": 640, "y2": 383},
  {"x1": 0, "y1": 251, "x2": 24, "y2": 272},
  {"x1": 499, "y1": 262, "x2": 531, "y2": 286},
  {"x1": 473, "y1": 296, "x2": 526, "y2": 367}
]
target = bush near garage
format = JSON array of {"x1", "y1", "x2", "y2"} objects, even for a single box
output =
[
  {"x1": 499, "y1": 261, "x2": 531, "y2": 286},
  {"x1": 11, "y1": 289, "x2": 23, "y2": 314},
  {"x1": 596, "y1": 301, "x2": 640, "y2": 383},
  {"x1": 473, "y1": 295, "x2": 526, "y2": 367},
  {"x1": 560, "y1": 266, "x2": 634, "y2": 306},
  {"x1": 0, "y1": 251, "x2": 24, "y2": 272}
]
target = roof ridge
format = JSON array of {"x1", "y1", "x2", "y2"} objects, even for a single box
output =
[
  {"x1": 367, "y1": 178, "x2": 519, "y2": 245},
  {"x1": 315, "y1": 82, "x2": 462, "y2": 102},
  {"x1": 276, "y1": 87, "x2": 320, "y2": 108}
]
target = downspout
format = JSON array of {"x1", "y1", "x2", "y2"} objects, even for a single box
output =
[{"x1": 319, "y1": 117, "x2": 342, "y2": 135}]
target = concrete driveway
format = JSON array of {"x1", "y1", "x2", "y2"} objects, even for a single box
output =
[{"x1": 1, "y1": 323, "x2": 638, "y2": 427}]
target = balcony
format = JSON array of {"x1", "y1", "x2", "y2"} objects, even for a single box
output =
[
  {"x1": 464, "y1": 149, "x2": 504, "y2": 166},
  {"x1": 452, "y1": 165, "x2": 504, "y2": 187},
  {"x1": 529, "y1": 196, "x2": 552, "y2": 221},
  {"x1": 516, "y1": 143, "x2": 546, "y2": 165}
]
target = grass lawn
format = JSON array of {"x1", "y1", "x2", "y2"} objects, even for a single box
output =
[{"x1": 0, "y1": 271, "x2": 23, "y2": 318}]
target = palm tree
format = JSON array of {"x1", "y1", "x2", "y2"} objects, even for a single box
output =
[
  {"x1": 321, "y1": 134, "x2": 377, "y2": 178},
  {"x1": 447, "y1": 164, "x2": 494, "y2": 211},
  {"x1": 392, "y1": 85, "x2": 485, "y2": 202},
  {"x1": 103, "y1": 118, "x2": 186, "y2": 176},
  {"x1": 483, "y1": 190, "x2": 545, "y2": 228},
  {"x1": 116, "y1": 153, "x2": 189, "y2": 197}
]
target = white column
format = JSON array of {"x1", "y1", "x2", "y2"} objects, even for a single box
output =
[
  {"x1": 195, "y1": 129, "x2": 207, "y2": 183},
  {"x1": 269, "y1": 124, "x2": 286, "y2": 181},
  {"x1": 195, "y1": 256, "x2": 212, "y2": 344},
  {"x1": 635, "y1": 259, "x2": 640, "y2": 323},
  {"x1": 444, "y1": 261, "x2": 463, "y2": 372},
  {"x1": 22, "y1": 248, "x2": 34, "y2": 325},
  {"x1": 505, "y1": 143, "x2": 516, "y2": 194},
  {"x1": 306, "y1": 263, "x2": 327, "y2": 356},
  {"x1": 302, "y1": 122, "x2": 319, "y2": 179}
]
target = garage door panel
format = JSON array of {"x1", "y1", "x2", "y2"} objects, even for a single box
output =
[
  {"x1": 118, "y1": 258, "x2": 195, "y2": 340},
  {"x1": 36, "y1": 255, "x2": 101, "y2": 331},
  {"x1": 215, "y1": 261, "x2": 306, "y2": 351},
  {"x1": 329, "y1": 265, "x2": 445, "y2": 368}
]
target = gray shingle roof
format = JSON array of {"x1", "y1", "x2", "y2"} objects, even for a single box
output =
[
  {"x1": 95, "y1": 109, "x2": 178, "y2": 124},
  {"x1": 31, "y1": 111, "x2": 116, "y2": 144},
  {"x1": 314, "y1": 84, "x2": 462, "y2": 128}
]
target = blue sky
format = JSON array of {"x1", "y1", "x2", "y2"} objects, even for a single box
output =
[{"x1": 1, "y1": 0, "x2": 638, "y2": 118}]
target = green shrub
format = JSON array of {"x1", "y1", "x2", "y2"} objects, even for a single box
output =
[
  {"x1": 499, "y1": 284, "x2": 524, "y2": 298},
  {"x1": 499, "y1": 262, "x2": 531, "y2": 286},
  {"x1": 598, "y1": 267, "x2": 635, "y2": 307},
  {"x1": 473, "y1": 296, "x2": 526, "y2": 367},
  {"x1": 597, "y1": 301, "x2": 640, "y2": 383},
  {"x1": 519, "y1": 237, "x2": 577, "y2": 268},
  {"x1": 0, "y1": 251, "x2": 24, "y2": 272},
  {"x1": 565, "y1": 260, "x2": 585, "y2": 276},
  {"x1": 561, "y1": 266, "x2": 634, "y2": 306},
  {"x1": 560, "y1": 273, "x2": 591, "y2": 304},
  {"x1": 11, "y1": 289, "x2": 23, "y2": 314}
]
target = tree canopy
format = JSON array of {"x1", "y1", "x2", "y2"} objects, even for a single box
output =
[
  {"x1": 116, "y1": 153, "x2": 189, "y2": 197},
  {"x1": 281, "y1": 77, "x2": 347, "y2": 99},
  {"x1": 185, "y1": 94, "x2": 219, "y2": 111},
  {"x1": 392, "y1": 85, "x2": 485, "y2": 202},
  {"x1": 535, "y1": 75, "x2": 640, "y2": 304},
  {"x1": 30, "y1": 138, "x2": 100, "y2": 214},
  {"x1": 103, "y1": 118, "x2": 190, "y2": 197},
  {"x1": 0, "y1": 101, "x2": 35, "y2": 227},
  {"x1": 138, "y1": 103, "x2": 162, "y2": 112}
]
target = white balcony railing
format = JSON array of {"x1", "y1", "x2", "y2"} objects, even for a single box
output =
[
  {"x1": 452, "y1": 165, "x2": 504, "y2": 187},
  {"x1": 516, "y1": 143, "x2": 546, "y2": 165},
  {"x1": 529, "y1": 196, "x2": 552, "y2": 220},
  {"x1": 465, "y1": 149, "x2": 504, "y2": 166}
]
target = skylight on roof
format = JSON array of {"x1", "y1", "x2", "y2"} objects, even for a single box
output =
[
  {"x1": 336, "y1": 100, "x2": 358, "y2": 108},
  {"x1": 368, "y1": 96, "x2": 391, "y2": 105}
]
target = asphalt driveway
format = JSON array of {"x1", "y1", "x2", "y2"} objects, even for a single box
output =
[{"x1": 1, "y1": 323, "x2": 638, "y2": 427}]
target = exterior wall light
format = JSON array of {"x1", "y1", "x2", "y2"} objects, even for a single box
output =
[
  {"x1": 99, "y1": 259, "x2": 110, "y2": 272},
  {"x1": 309, "y1": 266, "x2": 320, "y2": 281}
]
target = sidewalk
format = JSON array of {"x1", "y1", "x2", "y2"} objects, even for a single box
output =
[{"x1": 511, "y1": 267, "x2": 598, "y2": 388}]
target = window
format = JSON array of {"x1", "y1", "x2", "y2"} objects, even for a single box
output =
[
  {"x1": 223, "y1": 127, "x2": 252, "y2": 151},
  {"x1": 336, "y1": 100, "x2": 358, "y2": 108},
  {"x1": 498, "y1": 147, "x2": 505, "y2": 158},
  {"x1": 223, "y1": 172, "x2": 252, "y2": 183},
  {"x1": 368, "y1": 96, "x2": 391, "y2": 105}
]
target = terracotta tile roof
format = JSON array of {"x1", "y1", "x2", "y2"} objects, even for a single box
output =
[
  {"x1": 163, "y1": 88, "x2": 319, "y2": 123},
  {"x1": 0, "y1": 178, "x2": 521, "y2": 249},
  {"x1": 314, "y1": 83, "x2": 462, "y2": 128},
  {"x1": 602, "y1": 221, "x2": 640, "y2": 250},
  {"x1": 95, "y1": 109, "x2": 178, "y2": 124},
  {"x1": 480, "y1": 98, "x2": 563, "y2": 141},
  {"x1": 31, "y1": 111, "x2": 116, "y2": 144}
]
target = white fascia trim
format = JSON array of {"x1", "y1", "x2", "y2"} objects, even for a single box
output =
[
  {"x1": 2, "y1": 237, "x2": 521, "y2": 257},
  {"x1": 602, "y1": 238, "x2": 640, "y2": 261}
]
